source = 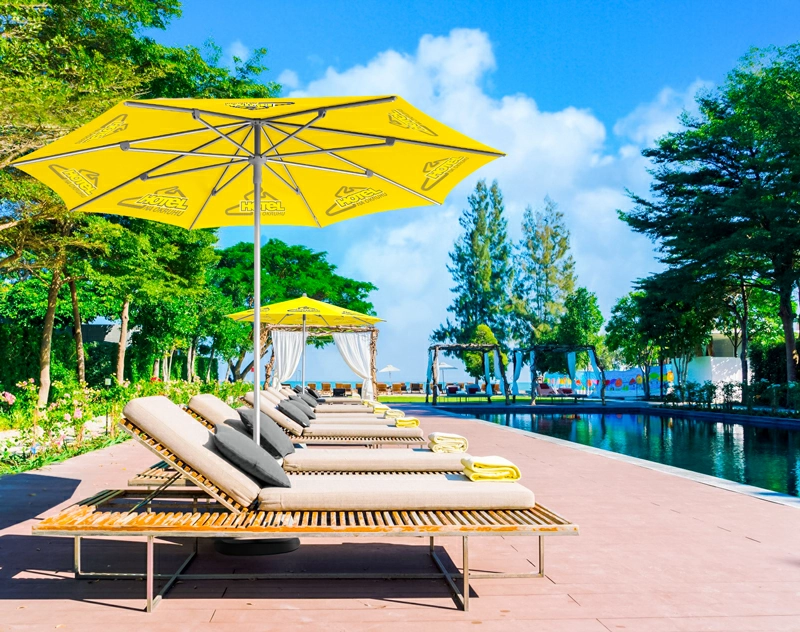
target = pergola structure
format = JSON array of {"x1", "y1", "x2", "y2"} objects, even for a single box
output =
[
  {"x1": 262, "y1": 324, "x2": 379, "y2": 396},
  {"x1": 515, "y1": 343, "x2": 607, "y2": 405},
  {"x1": 426, "y1": 343, "x2": 510, "y2": 405}
]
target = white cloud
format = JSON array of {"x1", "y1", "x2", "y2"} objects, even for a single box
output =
[
  {"x1": 223, "y1": 40, "x2": 250, "y2": 69},
  {"x1": 286, "y1": 28, "x2": 708, "y2": 381},
  {"x1": 277, "y1": 69, "x2": 300, "y2": 90}
]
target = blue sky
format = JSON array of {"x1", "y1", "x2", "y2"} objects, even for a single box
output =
[{"x1": 147, "y1": 1, "x2": 796, "y2": 382}]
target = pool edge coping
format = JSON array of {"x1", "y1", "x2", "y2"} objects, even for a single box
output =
[{"x1": 421, "y1": 406, "x2": 800, "y2": 511}]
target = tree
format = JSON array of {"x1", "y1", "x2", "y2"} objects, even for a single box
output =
[
  {"x1": 0, "y1": 0, "x2": 281, "y2": 403},
  {"x1": 462, "y1": 324, "x2": 506, "y2": 381},
  {"x1": 606, "y1": 292, "x2": 660, "y2": 399},
  {"x1": 213, "y1": 240, "x2": 377, "y2": 381},
  {"x1": 557, "y1": 287, "x2": 604, "y2": 369},
  {"x1": 512, "y1": 196, "x2": 576, "y2": 346},
  {"x1": 434, "y1": 180, "x2": 512, "y2": 347},
  {"x1": 621, "y1": 44, "x2": 800, "y2": 384}
]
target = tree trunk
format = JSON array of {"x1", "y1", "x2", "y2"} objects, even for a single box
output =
[
  {"x1": 641, "y1": 363, "x2": 651, "y2": 400},
  {"x1": 68, "y1": 279, "x2": 85, "y2": 384},
  {"x1": 778, "y1": 286, "x2": 797, "y2": 383},
  {"x1": 116, "y1": 297, "x2": 130, "y2": 384},
  {"x1": 206, "y1": 345, "x2": 215, "y2": 381},
  {"x1": 37, "y1": 267, "x2": 63, "y2": 409},
  {"x1": 740, "y1": 283, "x2": 749, "y2": 405},
  {"x1": 152, "y1": 357, "x2": 160, "y2": 378}
]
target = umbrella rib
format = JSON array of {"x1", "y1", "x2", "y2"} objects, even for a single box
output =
[
  {"x1": 70, "y1": 129, "x2": 247, "y2": 213},
  {"x1": 270, "y1": 121, "x2": 505, "y2": 157},
  {"x1": 263, "y1": 141, "x2": 391, "y2": 160},
  {"x1": 264, "y1": 96, "x2": 397, "y2": 122},
  {"x1": 123, "y1": 147, "x2": 246, "y2": 160},
  {"x1": 265, "y1": 123, "x2": 439, "y2": 206},
  {"x1": 124, "y1": 100, "x2": 251, "y2": 122},
  {"x1": 144, "y1": 158, "x2": 249, "y2": 180},
  {"x1": 262, "y1": 127, "x2": 321, "y2": 228},
  {"x1": 193, "y1": 113, "x2": 254, "y2": 156},
  {"x1": 262, "y1": 159, "x2": 369, "y2": 176},
  {"x1": 261, "y1": 123, "x2": 322, "y2": 228},
  {"x1": 189, "y1": 126, "x2": 256, "y2": 230},
  {"x1": 266, "y1": 112, "x2": 324, "y2": 154},
  {"x1": 11, "y1": 122, "x2": 246, "y2": 166},
  {"x1": 213, "y1": 162, "x2": 250, "y2": 195}
]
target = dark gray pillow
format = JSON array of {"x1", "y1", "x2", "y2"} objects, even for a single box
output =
[
  {"x1": 305, "y1": 387, "x2": 322, "y2": 400},
  {"x1": 298, "y1": 392, "x2": 319, "y2": 408},
  {"x1": 213, "y1": 424, "x2": 290, "y2": 488},
  {"x1": 277, "y1": 400, "x2": 310, "y2": 427},
  {"x1": 292, "y1": 385, "x2": 304, "y2": 393},
  {"x1": 237, "y1": 407, "x2": 295, "y2": 458},
  {"x1": 288, "y1": 395, "x2": 316, "y2": 419},
  {"x1": 223, "y1": 418, "x2": 250, "y2": 437}
]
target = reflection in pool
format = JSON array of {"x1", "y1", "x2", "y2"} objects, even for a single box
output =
[{"x1": 475, "y1": 412, "x2": 800, "y2": 497}]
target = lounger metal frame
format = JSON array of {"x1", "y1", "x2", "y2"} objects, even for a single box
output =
[
  {"x1": 32, "y1": 417, "x2": 578, "y2": 613},
  {"x1": 38, "y1": 487, "x2": 577, "y2": 614}
]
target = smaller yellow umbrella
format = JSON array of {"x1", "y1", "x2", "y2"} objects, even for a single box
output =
[{"x1": 228, "y1": 295, "x2": 383, "y2": 387}]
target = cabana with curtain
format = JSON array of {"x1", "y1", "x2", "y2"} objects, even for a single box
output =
[
  {"x1": 426, "y1": 343, "x2": 510, "y2": 406},
  {"x1": 511, "y1": 344, "x2": 607, "y2": 405}
]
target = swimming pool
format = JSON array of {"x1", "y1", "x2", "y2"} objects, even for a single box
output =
[{"x1": 475, "y1": 412, "x2": 800, "y2": 497}]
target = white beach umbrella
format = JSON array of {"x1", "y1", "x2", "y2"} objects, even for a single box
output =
[{"x1": 378, "y1": 364, "x2": 401, "y2": 382}]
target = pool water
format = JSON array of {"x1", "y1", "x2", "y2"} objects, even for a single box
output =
[{"x1": 476, "y1": 412, "x2": 800, "y2": 497}]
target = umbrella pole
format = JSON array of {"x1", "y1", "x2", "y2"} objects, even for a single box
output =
[
  {"x1": 302, "y1": 314, "x2": 306, "y2": 389},
  {"x1": 252, "y1": 123, "x2": 263, "y2": 443}
]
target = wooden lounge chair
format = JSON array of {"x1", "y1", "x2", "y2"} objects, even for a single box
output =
[
  {"x1": 376, "y1": 382, "x2": 389, "y2": 395},
  {"x1": 34, "y1": 402, "x2": 578, "y2": 613},
  {"x1": 307, "y1": 382, "x2": 317, "y2": 390},
  {"x1": 320, "y1": 382, "x2": 332, "y2": 396},
  {"x1": 408, "y1": 382, "x2": 422, "y2": 393},
  {"x1": 391, "y1": 382, "x2": 405, "y2": 394}
]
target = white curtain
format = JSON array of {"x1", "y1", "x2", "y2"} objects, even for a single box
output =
[
  {"x1": 566, "y1": 351, "x2": 577, "y2": 388},
  {"x1": 588, "y1": 349, "x2": 603, "y2": 397},
  {"x1": 334, "y1": 332, "x2": 374, "y2": 400},
  {"x1": 426, "y1": 349, "x2": 434, "y2": 395},
  {"x1": 512, "y1": 350, "x2": 524, "y2": 395},
  {"x1": 493, "y1": 350, "x2": 506, "y2": 395},
  {"x1": 270, "y1": 330, "x2": 304, "y2": 388}
]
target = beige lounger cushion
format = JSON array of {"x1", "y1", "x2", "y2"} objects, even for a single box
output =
[
  {"x1": 282, "y1": 449, "x2": 467, "y2": 472},
  {"x1": 314, "y1": 404, "x2": 373, "y2": 414},
  {"x1": 244, "y1": 392, "x2": 304, "y2": 436},
  {"x1": 306, "y1": 416, "x2": 394, "y2": 426},
  {"x1": 260, "y1": 390, "x2": 282, "y2": 405},
  {"x1": 322, "y1": 397, "x2": 362, "y2": 404},
  {"x1": 258, "y1": 474, "x2": 535, "y2": 511},
  {"x1": 123, "y1": 396, "x2": 260, "y2": 508},
  {"x1": 188, "y1": 394, "x2": 239, "y2": 426},
  {"x1": 301, "y1": 424, "x2": 422, "y2": 438}
]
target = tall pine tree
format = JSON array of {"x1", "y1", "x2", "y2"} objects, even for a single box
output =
[
  {"x1": 511, "y1": 196, "x2": 576, "y2": 345},
  {"x1": 435, "y1": 180, "x2": 511, "y2": 346}
]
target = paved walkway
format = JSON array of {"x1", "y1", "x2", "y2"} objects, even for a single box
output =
[{"x1": 1, "y1": 406, "x2": 799, "y2": 631}]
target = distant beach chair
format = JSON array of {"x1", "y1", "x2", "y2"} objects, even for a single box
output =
[
  {"x1": 491, "y1": 383, "x2": 501, "y2": 396},
  {"x1": 536, "y1": 383, "x2": 558, "y2": 398},
  {"x1": 410, "y1": 382, "x2": 423, "y2": 393},
  {"x1": 321, "y1": 382, "x2": 332, "y2": 395},
  {"x1": 392, "y1": 382, "x2": 405, "y2": 394},
  {"x1": 307, "y1": 382, "x2": 317, "y2": 390}
]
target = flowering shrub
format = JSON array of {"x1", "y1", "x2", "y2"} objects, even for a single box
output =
[{"x1": 0, "y1": 377, "x2": 254, "y2": 473}]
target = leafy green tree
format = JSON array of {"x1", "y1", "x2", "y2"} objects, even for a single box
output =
[
  {"x1": 606, "y1": 292, "x2": 660, "y2": 399},
  {"x1": 621, "y1": 43, "x2": 800, "y2": 383},
  {"x1": 512, "y1": 196, "x2": 576, "y2": 345},
  {"x1": 556, "y1": 287, "x2": 604, "y2": 369},
  {"x1": 214, "y1": 240, "x2": 377, "y2": 380},
  {"x1": 435, "y1": 180, "x2": 512, "y2": 348},
  {"x1": 0, "y1": 0, "x2": 281, "y2": 404},
  {"x1": 462, "y1": 324, "x2": 507, "y2": 381}
]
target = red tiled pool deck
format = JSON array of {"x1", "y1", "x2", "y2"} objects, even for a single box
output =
[{"x1": 2, "y1": 406, "x2": 800, "y2": 631}]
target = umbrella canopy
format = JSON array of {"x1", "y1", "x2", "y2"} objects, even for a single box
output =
[
  {"x1": 378, "y1": 364, "x2": 400, "y2": 373},
  {"x1": 11, "y1": 95, "x2": 502, "y2": 442},
  {"x1": 227, "y1": 295, "x2": 382, "y2": 327}
]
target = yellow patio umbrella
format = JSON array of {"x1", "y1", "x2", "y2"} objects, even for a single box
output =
[
  {"x1": 227, "y1": 294, "x2": 383, "y2": 390},
  {"x1": 10, "y1": 95, "x2": 502, "y2": 441}
]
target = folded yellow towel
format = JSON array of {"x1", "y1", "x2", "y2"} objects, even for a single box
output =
[
  {"x1": 394, "y1": 416, "x2": 419, "y2": 428},
  {"x1": 427, "y1": 432, "x2": 468, "y2": 453},
  {"x1": 383, "y1": 409, "x2": 406, "y2": 419},
  {"x1": 461, "y1": 456, "x2": 521, "y2": 482}
]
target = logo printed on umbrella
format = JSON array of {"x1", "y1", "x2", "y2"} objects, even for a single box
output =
[
  {"x1": 387, "y1": 109, "x2": 437, "y2": 136},
  {"x1": 421, "y1": 156, "x2": 467, "y2": 191},
  {"x1": 119, "y1": 186, "x2": 189, "y2": 216},
  {"x1": 49, "y1": 165, "x2": 98, "y2": 196},
  {"x1": 326, "y1": 186, "x2": 387, "y2": 216},
  {"x1": 226, "y1": 101, "x2": 295, "y2": 111},
  {"x1": 288, "y1": 306, "x2": 321, "y2": 313},
  {"x1": 77, "y1": 114, "x2": 128, "y2": 145},
  {"x1": 226, "y1": 189, "x2": 286, "y2": 216}
]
